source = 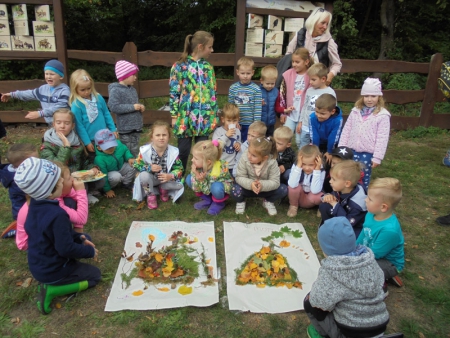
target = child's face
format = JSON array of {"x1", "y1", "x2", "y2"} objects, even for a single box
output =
[
  {"x1": 291, "y1": 54, "x2": 309, "y2": 74},
  {"x1": 247, "y1": 129, "x2": 263, "y2": 143},
  {"x1": 121, "y1": 74, "x2": 137, "y2": 86},
  {"x1": 261, "y1": 78, "x2": 276, "y2": 92},
  {"x1": 77, "y1": 81, "x2": 92, "y2": 100},
  {"x1": 274, "y1": 137, "x2": 290, "y2": 153},
  {"x1": 309, "y1": 75, "x2": 327, "y2": 89},
  {"x1": 197, "y1": 38, "x2": 214, "y2": 59},
  {"x1": 151, "y1": 126, "x2": 170, "y2": 149},
  {"x1": 99, "y1": 146, "x2": 116, "y2": 154},
  {"x1": 49, "y1": 177, "x2": 64, "y2": 199},
  {"x1": 315, "y1": 107, "x2": 334, "y2": 122},
  {"x1": 331, "y1": 156, "x2": 343, "y2": 168},
  {"x1": 45, "y1": 70, "x2": 63, "y2": 87},
  {"x1": 191, "y1": 150, "x2": 204, "y2": 170},
  {"x1": 61, "y1": 168, "x2": 73, "y2": 196},
  {"x1": 363, "y1": 95, "x2": 379, "y2": 108},
  {"x1": 53, "y1": 113, "x2": 74, "y2": 136},
  {"x1": 329, "y1": 171, "x2": 348, "y2": 193},
  {"x1": 221, "y1": 116, "x2": 239, "y2": 131},
  {"x1": 247, "y1": 146, "x2": 266, "y2": 165},
  {"x1": 301, "y1": 155, "x2": 316, "y2": 175},
  {"x1": 236, "y1": 66, "x2": 254, "y2": 85},
  {"x1": 365, "y1": 188, "x2": 386, "y2": 215}
]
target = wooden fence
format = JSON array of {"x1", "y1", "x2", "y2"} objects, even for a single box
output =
[{"x1": 0, "y1": 42, "x2": 448, "y2": 129}]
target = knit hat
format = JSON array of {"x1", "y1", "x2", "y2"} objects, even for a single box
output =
[
  {"x1": 331, "y1": 146, "x2": 354, "y2": 160},
  {"x1": 95, "y1": 129, "x2": 118, "y2": 150},
  {"x1": 44, "y1": 59, "x2": 64, "y2": 77},
  {"x1": 318, "y1": 217, "x2": 356, "y2": 256},
  {"x1": 361, "y1": 77, "x2": 383, "y2": 96},
  {"x1": 14, "y1": 157, "x2": 61, "y2": 200},
  {"x1": 115, "y1": 60, "x2": 139, "y2": 81}
]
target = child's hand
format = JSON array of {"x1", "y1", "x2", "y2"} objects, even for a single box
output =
[
  {"x1": 280, "y1": 115, "x2": 287, "y2": 124},
  {"x1": 226, "y1": 128, "x2": 236, "y2": 137},
  {"x1": 86, "y1": 143, "x2": 95, "y2": 153},
  {"x1": 93, "y1": 248, "x2": 99, "y2": 261},
  {"x1": 296, "y1": 122, "x2": 302, "y2": 134},
  {"x1": 372, "y1": 161, "x2": 379, "y2": 168},
  {"x1": 297, "y1": 155, "x2": 303, "y2": 168},
  {"x1": 251, "y1": 180, "x2": 261, "y2": 194},
  {"x1": 1, "y1": 93, "x2": 11, "y2": 102},
  {"x1": 234, "y1": 142, "x2": 241, "y2": 152},
  {"x1": 322, "y1": 194, "x2": 337, "y2": 206},
  {"x1": 56, "y1": 131, "x2": 71, "y2": 147},
  {"x1": 105, "y1": 190, "x2": 115, "y2": 198},
  {"x1": 25, "y1": 111, "x2": 40, "y2": 119},
  {"x1": 324, "y1": 152, "x2": 332, "y2": 165},
  {"x1": 134, "y1": 104, "x2": 145, "y2": 112},
  {"x1": 158, "y1": 173, "x2": 174, "y2": 183},
  {"x1": 315, "y1": 155, "x2": 323, "y2": 170},
  {"x1": 285, "y1": 106, "x2": 295, "y2": 115},
  {"x1": 81, "y1": 234, "x2": 96, "y2": 248},
  {"x1": 128, "y1": 158, "x2": 135, "y2": 166},
  {"x1": 279, "y1": 165, "x2": 285, "y2": 174},
  {"x1": 195, "y1": 171, "x2": 206, "y2": 182},
  {"x1": 113, "y1": 131, "x2": 119, "y2": 139},
  {"x1": 73, "y1": 178, "x2": 85, "y2": 191},
  {"x1": 151, "y1": 164, "x2": 162, "y2": 172}
]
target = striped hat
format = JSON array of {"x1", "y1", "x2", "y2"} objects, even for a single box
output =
[
  {"x1": 115, "y1": 60, "x2": 139, "y2": 81},
  {"x1": 14, "y1": 157, "x2": 61, "y2": 200}
]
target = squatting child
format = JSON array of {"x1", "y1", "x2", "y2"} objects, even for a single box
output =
[
  {"x1": 273, "y1": 126, "x2": 296, "y2": 185},
  {"x1": 259, "y1": 65, "x2": 279, "y2": 137}
]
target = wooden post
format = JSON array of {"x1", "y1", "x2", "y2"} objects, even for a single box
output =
[
  {"x1": 419, "y1": 53, "x2": 443, "y2": 127},
  {"x1": 121, "y1": 42, "x2": 140, "y2": 95},
  {"x1": 53, "y1": 0, "x2": 68, "y2": 82},
  {"x1": 234, "y1": 0, "x2": 246, "y2": 82}
]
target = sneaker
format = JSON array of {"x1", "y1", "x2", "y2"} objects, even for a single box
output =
[
  {"x1": 443, "y1": 149, "x2": 450, "y2": 167},
  {"x1": 306, "y1": 324, "x2": 325, "y2": 338},
  {"x1": 287, "y1": 205, "x2": 298, "y2": 217},
  {"x1": 1, "y1": 221, "x2": 17, "y2": 239},
  {"x1": 87, "y1": 194, "x2": 99, "y2": 205},
  {"x1": 263, "y1": 200, "x2": 277, "y2": 216},
  {"x1": 90, "y1": 190, "x2": 101, "y2": 196},
  {"x1": 147, "y1": 194, "x2": 158, "y2": 209},
  {"x1": 387, "y1": 275, "x2": 403, "y2": 287},
  {"x1": 436, "y1": 213, "x2": 450, "y2": 226},
  {"x1": 159, "y1": 187, "x2": 169, "y2": 202},
  {"x1": 235, "y1": 202, "x2": 246, "y2": 214},
  {"x1": 383, "y1": 282, "x2": 389, "y2": 299}
]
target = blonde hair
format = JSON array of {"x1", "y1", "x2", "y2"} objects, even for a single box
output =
[
  {"x1": 369, "y1": 177, "x2": 402, "y2": 209},
  {"x1": 261, "y1": 65, "x2": 278, "y2": 80},
  {"x1": 292, "y1": 47, "x2": 314, "y2": 69},
  {"x1": 221, "y1": 103, "x2": 240, "y2": 119},
  {"x1": 298, "y1": 144, "x2": 320, "y2": 159},
  {"x1": 179, "y1": 31, "x2": 213, "y2": 63},
  {"x1": 331, "y1": 161, "x2": 362, "y2": 186},
  {"x1": 305, "y1": 7, "x2": 332, "y2": 35},
  {"x1": 53, "y1": 108, "x2": 75, "y2": 124},
  {"x1": 315, "y1": 93, "x2": 336, "y2": 111},
  {"x1": 69, "y1": 69, "x2": 99, "y2": 107},
  {"x1": 6, "y1": 144, "x2": 37, "y2": 168},
  {"x1": 248, "y1": 121, "x2": 267, "y2": 136},
  {"x1": 192, "y1": 140, "x2": 223, "y2": 172},
  {"x1": 148, "y1": 120, "x2": 172, "y2": 140},
  {"x1": 237, "y1": 56, "x2": 254, "y2": 70},
  {"x1": 355, "y1": 96, "x2": 386, "y2": 115},
  {"x1": 274, "y1": 126, "x2": 293, "y2": 142},
  {"x1": 249, "y1": 136, "x2": 277, "y2": 158},
  {"x1": 307, "y1": 63, "x2": 328, "y2": 78}
]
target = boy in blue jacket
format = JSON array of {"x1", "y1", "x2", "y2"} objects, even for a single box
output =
[
  {"x1": 14, "y1": 157, "x2": 100, "y2": 314},
  {"x1": 259, "y1": 65, "x2": 279, "y2": 137},
  {"x1": 309, "y1": 93, "x2": 343, "y2": 165}
]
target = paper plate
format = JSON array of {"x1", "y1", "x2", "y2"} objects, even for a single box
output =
[{"x1": 71, "y1": 170, "x2": 106, "y2": 183}]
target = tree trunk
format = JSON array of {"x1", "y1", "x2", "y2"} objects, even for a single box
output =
[{"x1": 378, "y1": 0, "x2": 395, "y2": 60}]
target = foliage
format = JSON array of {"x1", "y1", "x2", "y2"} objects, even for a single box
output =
[{"x1": 399, "y1": 126, "x2": 448, "y2": 138}]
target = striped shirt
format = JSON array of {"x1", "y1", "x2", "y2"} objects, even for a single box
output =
[{"x1": 228, "y1": 82, "x2": 262, "y2": 126}]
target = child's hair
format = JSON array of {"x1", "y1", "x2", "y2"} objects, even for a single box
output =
[
  {"x1": 192, "y1": 140, "x2": 223, "y2": 172},
  {"x1": 331, "y1": 160, "x2": 362, "y2": 186},
  {"x1": 237, "y1": 56, "x2": 254, "y2": 70},
  {"x1": 355, "y1": 96, "x2": 386, "y2": 115},
  {"x1": 53, "y1": 108, "x2": 75, "y2": 123},
  {"x1": 69, "y1": 69, "x2": 99, "y2": 107},
  {"x1": 292, "y1": 47, "x2": 314, "y2": 69},
  {"x1": 6, "y1": 143, "x2": 37, "y2": 168},
  {"x1": 369, "y1": 177, "x2": 402, "y2": 209},
  {"x1": 248, "y1": 121, "x2": 267, "y2": 136},
  {"x1": 148, "y1": 120, "x2": 172, "y2": 140},
  {"x1": 261, "y1": 65, "x2": 278, "y2": 80},
  {"x1": 298, "y1": 144, "x2": 320, "y2": 159},
  {"x1": 274, "y1": 126, "x2": 294, "y2": 142},
  {"x1": 179, "y1": 31, "x2": 213, "y2": 63},
  {"x1": 305, "y1": 7, "x2": 332, "y2": 35},
  {"x1": 315, "y1": 93, "x2": 337, "y2": 111},
  {"x1": 307, "y1": 63, "x2": 328, "y2": 78},
  {"x1": 220, "y1": 103, "x2": 240, "y2": 119},
  {"x1": 249, "y1": 137, "x2": 277, "y2": 158}
]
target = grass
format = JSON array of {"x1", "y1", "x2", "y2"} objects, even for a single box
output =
[{"x1": 1, "y1": 124, "x2": 450, "y2": 337}]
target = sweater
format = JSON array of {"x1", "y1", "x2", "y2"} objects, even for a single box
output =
[
  {"x1": 212, "y1": 126, "x2": 242, "y2": 167},
  {"x1": 235, "y1": 152, "x2": 280, "y2": 192},
  {"x1": 25, "y1": 198, "x2": 95, "y2": 283},
  {"x1": 309, "y1": 106, "x2": 343, "y2": 153},
  {"x1": 300, "y1": 86, "x2": 336, "y2": 131},
  {"x1": 169, "y1": 56, "x2": 218, "y2": 138},
  {"x1": 71, "y1": 94, "x2": 117, "y2": 145},
  {"x1": 11, "y1": 83, "x2": 70, "y2": 124},
  {"x1": 107, "y1": 82, "x2": 142, "y2": 133},
  {"x1": 189, "y1": 160, "x2": 233, "y2": 195},
  {"x1": 260, "y1": 84, "x2": 278, "y2": 127},
  {"x1": 0, "y1": 163, "x2": 26, "y2": 220},
  {"x1": 338, "y1": 107, "x2": 391, "y2": 164},
  {"x1": 228, "y1": 82, "x2": 262, "y2": 126},
  {"x1": 277, "y1": 68, "x2": 310, "y2": 122}
]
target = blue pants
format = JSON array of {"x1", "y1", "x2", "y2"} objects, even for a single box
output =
[
  {"x1": 51, "y1": 262, "x2": 101, "y2": 288},
  {"x1": 186, "y1": 174, "x2": 225, "y2": 199},
  {"x1": 231, "y1": 183, "x2": 288, "y2": 203},
  {"x1": 353, "y1": 151, "x2": 373, "y2": 190},
  {"x1": 240, "y1": 124, "x2": 249, "y2": 143}
]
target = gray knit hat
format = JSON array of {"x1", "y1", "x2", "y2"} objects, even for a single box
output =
[
  {"x1": 318, "y1": 217, "x2": 356, "y2": 256},
  {"x1": 14, "y1": 157, "x2": 61, "y2": 200}
]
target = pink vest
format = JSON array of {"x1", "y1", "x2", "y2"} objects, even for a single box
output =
[{"x1": 282, "y1": 68, "x2": 310, "y2": 110}]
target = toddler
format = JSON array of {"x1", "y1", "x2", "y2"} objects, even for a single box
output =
[
  {"x1": 259, "y1": 65, "x2": 279, "y2": 136},
  {"x1": 273, "y1": 126, "x2": 296, "y2": 184},
  {"x1": 322, "y1": 145, "x2": 354, "y2": 194}
]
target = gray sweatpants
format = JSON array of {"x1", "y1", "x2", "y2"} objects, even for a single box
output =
[
  {"x1": 138, "y1": 171, "x2": 182, "y2": 196},
  {"x1": 108, "y1": 163, "x2": 136, "y2": 189},
  {"x1": 119, "y1": 132, "x2": 141, "y2": 158}
]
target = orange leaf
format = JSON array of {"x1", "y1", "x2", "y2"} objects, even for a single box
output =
[
  {"x1": 55, "y1": 303, "x2": 62, "y2": 309},
  {"x1": 279, "y1": 240, "x2": 290, "y2": 248},
  {"x1": 155, "y1": 253, "x2": 164, "y2": 263},
  {"x1": 170, "y1": 268, "x2": 185, "y2": 278},
  {"x1": 135, "y1": 242, "x2": 142, "y2": 248},
  {"x1": 256, "y1": 284, "x2": 266, "y2": 288},
  {"x1": 132, "y1": 290, "x2": 144, "y2": 296},
  {"x1": 157, "y1": 287, "x2": 170, "y2": 292},
  {"x1": 126, "y1": 253, "x2": 135, "y2": 262},
  {"x1": 208, "y1": 237, "x2": 214, "y2": 242},
  {"x1": 148, "y1": 234, "x2": 155, "y2": 242}
]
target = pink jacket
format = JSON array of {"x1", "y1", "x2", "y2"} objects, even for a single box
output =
[
  {"x1": 15, "y1": 188, "x2": 88, "y2": 251},
  {"x1": 338, "y1": 107, "x2": 391, "y2": 164},
  {"x1": 277, "y1": 68, "x2": 310, "y2": 119}
]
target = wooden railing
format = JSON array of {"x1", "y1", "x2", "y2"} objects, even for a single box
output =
[{"x1": 0, "y1": 42, "x2": 447, "y2": 129}]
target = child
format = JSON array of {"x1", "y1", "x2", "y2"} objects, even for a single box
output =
[
  {"x1": 259, "y1": 65, "x2": 279, "y2": 137},
  {"x1": 232, "y1": 137, "x2": 288, "y2": 216},
  {"x1": 132, "y1": 121, "x2": 184, "y2": 209},
  {"x1": 276, "y1": 47, "x2": 313, "y2": 149},
  {"x1": 14, "y1": 157, "x2": 100, "y2": 315},
  {"x1": 212, "y1": 103, "x2": 241, "y2": 175},
  {"x1": 322, "y1": 145, "x2": 354, "y2": 194},
  {"x1": 1, "y1": 59, "x2": 69, "y2": 124},
  {"x1": 169, "y1": 31, "x2": 218, "y2": 171},
  {"x1": 287, "y1": 145, "x2": 325, "y2": 218},
  {"x1": 319, "y1": 161, "x2": 367, "y2": 238},
  {"x1": 228, "y1": 56, "x2": 262, "y2": 142},
  {"x1": 186, "y1": 140, "x2": 233, "y2": 215},
  {"x1": 273, "y1": 126, "x2": 296, "y2": 184},
  {"x1": 339, "y1": 78, "x2": 391, "y2": 189},
  {"x1": 357, "y1": 177, "x2": 404, "y2": 289},
  {"x1": 304, "y1": 217, "x2": 389, "y2": 338},
  {"x1": 299, "y1": 63, "x2": 336, "y2": 149},
  {"x1": 94, "y1": 129, "x2": 136, "y2": 198},
  {"x1": 69, "y1": 69, "x2": 117, "y2": 162},
  {"x1": 309, "y1": 93, "x2": 343, "y2": 164},
  {"x1": 108, "y1": 60, "x2": 145, "y2": 157}
]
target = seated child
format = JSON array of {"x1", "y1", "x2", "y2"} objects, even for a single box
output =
[
  {"x1": 186, "y1": 140, "x2": 233, "y2": 215},
  {"x1": 287, "y1": 145, "x2": 325, "y2": 218},
  {"x1": 14, "y1": 157, "x2": 100, "y2": 315},
  {"x1": 132, "y1": 121, "x2": 184, "y2": 209},
  {"x1": 233, "y1": 121, "x2": 266, "y2": 177},
  {"x1": 273, "y1": 126, "x2": 296, "y2": 184},
  {"x1": 259, "y1": 65, "x2": 279, "y2": 137},
  {"x1": 309, "y1": 93, "x2": 343, "y2": 164},
  {"x1": 212, "y1": 103, "x2": 241, "y2": 175},
  {"x1": 319, "y1": 161, "x2": 367, "y2": 238},
  {"x1": 304, "y1": 216, "x2": 389, "y2": 338},
  {"x1": 357, "y1": 177, "x2": 404, "y2": 289},
  {"x1": 94, "y1": 129, "x2": 136, "y2": 198},
  {"x1": 322, "y1": 146, "x2": 354, "y2": 194},
  {"x1": 232, "y1": 137, "x2": 288, "y2": 216}
]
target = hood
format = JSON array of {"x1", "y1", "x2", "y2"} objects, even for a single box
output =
[
  {"x1": 330, "y1": 106, "x2": 343, "y2": 120},
  {"x1": 0, "y1": 163, "x2": 15, "y2": 188},
  {"x1": 108, "y1": 82, "x2": 128, "y2": 91}
]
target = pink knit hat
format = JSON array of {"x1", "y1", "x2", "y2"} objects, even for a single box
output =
[
  {"x1": 361, "y1": 77, "x2": 383, "y2": 96},
  {"x1": 115, "y1": 60, "x2": 139, "y2": 81}
]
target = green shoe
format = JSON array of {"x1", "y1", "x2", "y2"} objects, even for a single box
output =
[
  {"x1": 37, "y1": 284, "x2": 51, "y2": 315},
  {"x1": 307, "y1": 324, "x2": 326, "y2": 338},
  {"x1": 36, "y1": 281, "x2": 89, "y2": 315}
]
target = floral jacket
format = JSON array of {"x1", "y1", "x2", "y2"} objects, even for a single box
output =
[{"x1": 189, "y1": 160, "x2": 233, "y2": 195}]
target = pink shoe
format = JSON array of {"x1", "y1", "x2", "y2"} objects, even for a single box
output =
[
  {"x1": 147, "y1": 194, "x2": 158, "y2": 209},
  {"x1": 159, "y1": 187, "x2": 169, "y2": 202}
]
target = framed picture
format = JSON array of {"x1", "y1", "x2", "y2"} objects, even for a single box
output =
[
  {"x1": 0, "y1": 4, "x2": 8, "y2": 20},
  {"x1": 12, "y1": 4, "x2": 27, "y2": 20},
  {"x1": 11, "y1": 35, "x2": 34, "y2": 50},
  {"x1": 33, "y1": 21, "x2": 54, "y2": 36},
  {"x1": 35, "y1": 5, "x2": 50, "y2": 21},
  {"x1": 13, "y1": 20, "x2": 28, "y2": 35},
  {"x1": 0, "y1": 35, "x2": 10, "y2": 50},
  {"x1": 0, "y1": 19, "x2": 9, "y2": 35},
  {"x1": 34, "y1": 36, "x2": 55, "y2": 51}
]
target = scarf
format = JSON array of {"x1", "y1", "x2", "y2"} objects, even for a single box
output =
[
  {"x1": 361, "y1": 106, "x2": 376, "y2": 118},
  {"x1": 44, "y1": 128, "x2": 81, "y2": 147},
  {"x1": 85, "y1": 94, "x2": 99, "y2": 123}
]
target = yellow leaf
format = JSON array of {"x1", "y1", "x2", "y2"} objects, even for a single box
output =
[
  {"x1": 256, "y1": 283, "x2": 266, "y2": 288},
  {"x1": 178, "y1": 285, "x2": 193, "y2": 295},
  {"x1": 418, "y1": 275, "x2": 425, "y2": 280},
  {"x1": 55, "y1": 303, "x2": 62, "y2": 309},
  {"x1": 157, "y1": 287, "x2": 170, "y2": 292},
  {"x1": 205, "y1": 258, "x2": 211, "y2": 264},
  {"x1": 279, "y1": 240, "x2": 290, "y2": 248},
  {"x1": 155, "y1": 253, "x2": 164, "y2": 263},
  {"x1": 132, "y1": 290, "x2": 144, "y2": 296},
  {"x1": 208, "y1": 237, "x2": 214, "y2": 242},
  {"x1": 148, "y1": 234, "x2": 155, "y2": 241}
]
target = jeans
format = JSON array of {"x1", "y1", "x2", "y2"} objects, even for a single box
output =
[
  {"x1": 51, "y1": 261, "x2": 101, "y2": 288},
  {"x1": 240, "y1": 125, "x2": 249, "y2": 143},
  {"x1": 186, "y1": 174, "x2": 225, "y2": 199},
  {"x1": 284, "y1": 118, "x2": 306, "y2": 149},
  {"x1": 231, "y1": 183, "x2": 288, "y2": 203}
]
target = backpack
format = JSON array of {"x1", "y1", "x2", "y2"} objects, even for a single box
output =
[{"x1": 438, "y1": 61, "x2": 450, "y2": 100}]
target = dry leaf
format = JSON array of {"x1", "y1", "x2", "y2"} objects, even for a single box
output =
[
  {"x1": 279, "y1": 240, "x2": 290, "y2": 248},
  {"x1": 8, "y1": 269, "x2": 14, "y2": 276},
  {"x1": 136, "y1": 242, "x2": 142, "y2": 248},
  {"x1": 11, "y1": 317, "x2": 20, "y2": 324},
  {"x1": 178, "y1": 285, "x2": 193, "y2": 295},
  {"x1": 157, "y1": 287, "x2": 170, "y2": 292},
  {"x1": 148, "y1": 234, "x2": 155, "y2": 242},
  {"x1": 21, "y1": 277, "x2": 32, "y2": 288},
  {"x1": 205, "y1": 259, "x2": 211, "y2": 264},
  {"x1": 126, "y1": 253, "x2": 135, "y2": 262},
  {"x1": 208, "y1": 237, "x2": 214, "y2": 242},
  {"x1": 16, "y1": 281, "x2": 22, "y2": 286},
  {"x1": 132, "y1": 290, "x2": 144, "y2": 296},
  {"x1": 55, "y1": 303, "x2": 62, "y2": 309},
  {"x1": 136, "y1": 201, "x2": 146, "y2": 210},
  {"x1": 411, "y1": 245, "x2": 419, "y2": 249},
  {"x1": 418, "y1": 276, "x2": 425, "y2": 280},
  {"x1": 418, "y1": 332, "x2": 425, "y2": 338}
]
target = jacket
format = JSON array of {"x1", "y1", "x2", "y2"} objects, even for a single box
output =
[
  {"x1": 0, "y1": 163, "x2": 26, "y2": 220},
  {"x1": 169, "y1": 56, "x2": 218, "y2": 138},
  {"x1": 260, "y1": 84, "x2": 278, "y2": 127},
  {"x1": 107, "y1": 82, "x2": 142, "y2": 133},
  {"x1": 235, "y1": 152, "x2": 280, "y2": 192},
  {"x1": 277, "y1": 147, "x2": 296, "y2": 171},
  {"x1": 309, "y1": 106, "x2": 343, "y2": 153},
  {"x1": 189, "y1": 160, "x2": 233, "y2": 195},
  {"x1": 339, "y1": 107, "x2": 391, "y2": 164},
  {"x1": 276, "y1": 68, "x2": 310, "y2": 121}
]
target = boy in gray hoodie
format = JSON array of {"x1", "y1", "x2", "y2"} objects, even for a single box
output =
[{"x1": 304, "y1": 217, "x2": 389, "y2": 338}]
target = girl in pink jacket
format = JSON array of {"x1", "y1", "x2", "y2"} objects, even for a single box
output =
[{"x1": 338, "y1": 78, "x2": 390, "y2": 189}]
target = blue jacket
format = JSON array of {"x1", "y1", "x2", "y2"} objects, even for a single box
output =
[
  {"x1": 0, "y1": 163, "x2": 26, "y2": 220},
  {"x1": 309, "y1": 106, "x2": 343, "y2": 153},
  {"x1": 26, "y1": 198, "x2": 95, "y2": 283},
  {"x1": 260, "y1": 84, "x2": 278, "y2": 127}
]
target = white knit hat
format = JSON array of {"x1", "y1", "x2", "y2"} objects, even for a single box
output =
[
  {"x1": 115, "y1": 60, "x2": 139, "y2": 81},
  {"x1": 14, "y1": 157, "x2": 61, "y2": 200},
  {"x1": 361, "y1": 77, "x2": 383, "y2": 96}
]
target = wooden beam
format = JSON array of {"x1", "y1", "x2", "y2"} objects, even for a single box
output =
[
  {"x1": 0, "y1": 79, "x2": 46, "y2": 92},
  {"x1": 53, "y1": 0, "x2": 68, "y2": 82},
  {"x1": 245, "y1": 8, "x2": 311, "y2": 18},
  {"x1": 0, "y1": 111, "x2": 46, "y2": 123},
  {"x1": 235, "y1": 0, "x2": 246, "y2": 81},
  {"x1": 1, "y1": 0, "x2": 52, "y2": 4},
  {"x1": 341, "y1": 59, "x2": 429, "y2": 74},
  {"x1": 0, "y1": 51, "x2": 57, "y2": 59},
  {"x1": 67, "y1": 50, "x2": 123, "y2": 65},
  {"x1": 419, "y1": 53, "x2": 443, "y2": 127}
]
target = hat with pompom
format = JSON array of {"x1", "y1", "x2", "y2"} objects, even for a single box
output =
[
  {"x1": 115, "y1": 60, "x2": 139, "y2": 81},
  {"x1": 361, "y1": 77, "x2": 383, "y2": 96}
]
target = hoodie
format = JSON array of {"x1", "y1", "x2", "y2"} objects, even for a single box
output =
[
  {"x1": 107, "y1": 82, "x2": 142, "y2": 133},
  {"x1": 309, "y1": 106, "x2": 343, "y2": 153}
]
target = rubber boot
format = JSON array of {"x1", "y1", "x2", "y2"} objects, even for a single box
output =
[
  {"x1": 194, "y1": 193, "x2": 212, "y2": 210},
  {"x1": 37, "y1": 281, "x2": 88, "y2": 315},
  {"x1": 207, "y1": 194, "x2": 229, "y2": 215}
]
